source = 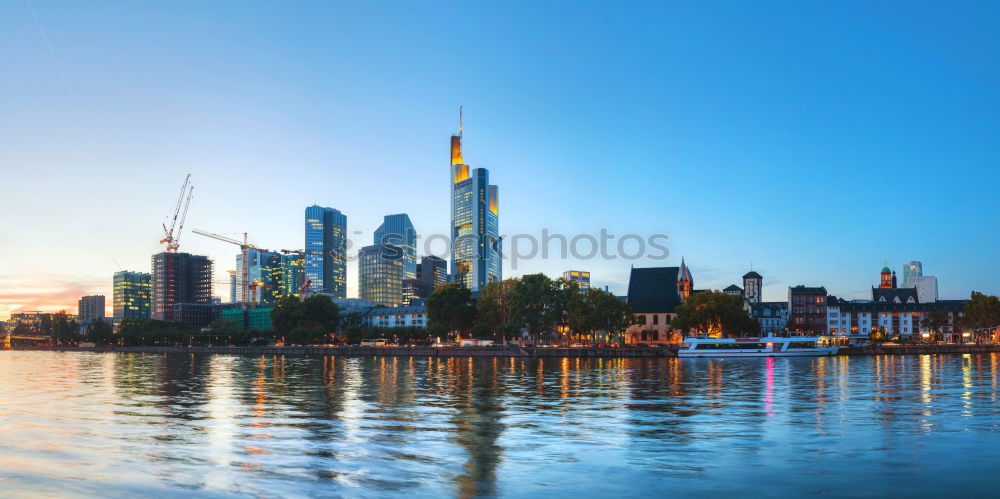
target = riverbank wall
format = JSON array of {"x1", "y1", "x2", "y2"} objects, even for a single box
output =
[
  {"x1": 838, "y1": 344, "x2": 1000, "y2": 356},
  {"x1": 15, "y1": 345, "x2": 676, "y2": 358}
]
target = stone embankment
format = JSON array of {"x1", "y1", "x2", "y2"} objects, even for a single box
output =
[
  {"x1": 25, "y1": 345, "x2": 677, "y2": 358},
  {"x1": 838, "y1": 344, "x2": 1000, "y2": 356}
]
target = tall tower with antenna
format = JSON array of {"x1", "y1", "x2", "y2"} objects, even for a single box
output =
[{"x1": 449, "y1": 107, "x2": 501, "y2": 291}]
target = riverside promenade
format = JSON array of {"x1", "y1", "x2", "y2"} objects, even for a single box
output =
[
  {"x1": 838, "y1": 344, "x2": 1000, "y2": 356},
  {"x1": 24, "y1": 345, "x2": 677, "y2": 358},
  {"x1": 14, "y1": 344, "x2": 1000, "y2": 358}
]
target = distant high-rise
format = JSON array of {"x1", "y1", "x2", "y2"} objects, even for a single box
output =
[
  {"x1": 418, "y1": 255, "x2": 448, "y2": 292},
  {"x1": 235, "y1": 249, "x2": 305, "y2": 305},
  {"x1": 278, "y1": 253, "x2": 305, "y2": 297},
  {"x1": 304, "y1": 205, "x2": 347, "y2": 297},
  {"x1": 359, "y1": 244, "x2": 404, "y2": 307},
  {"x1": 450, "y1": 114, "x2": 501, "y2": 291},
  {"x1": 563, "y1": 271, "x2": 591, "y2": 290},
  {"x1": 151, "y1": 252, "x2": 213, "y2": 322},
  {"x1": 78, "y1": 295, "x2": 105, "y2": 323},
  {"x1": 374, "y1": 214, "x2": 417, "y2": 280},
  {"x1": 912, "y1": 275, "x2": 939, "y2": 303},
  {"x1": 902, "y1": 261, "x2": 923, "y2": 288},
  {"x1": 113, "y1": 271, "x2": 151, "y2": 320}
]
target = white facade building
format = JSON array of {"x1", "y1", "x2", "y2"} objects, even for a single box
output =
[{"x1": 364, "y1": 304, "x2": 427, "y2": 328}]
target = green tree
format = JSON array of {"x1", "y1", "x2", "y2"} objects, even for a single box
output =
[
  {"x1": 301, "y1": 295, "x2": 341, "y2": 333},
  {"x1": 427, "y1": 283, "x2": 476, "y2": 339},
  {"x1": 89, "y1": 318, "x2": 113, "y2": 345},
  {"x1": 591, "y1": 289, "x2": 635, "y2": 345},
  {"x1": 672, "y1": 291, "x2": 758, "y2": 338},
  {"x1": 53, "y1": 312, "x2": 79, "y2": 345},
  {"x1": 270, "y1": 295, "x2": 304, "y2": 337},
  {"x1": 920, "y1": 309, "x2": 950, "y2": 342},
  {"x1": 475, "y1": 278, "x2": 520, "y2": 341},
  {"x1": 510, "y1": 274, "x2": 560, "y2": 343},
  {"x1": 39, "y1": 314, "x2": 54, "y2": 336},
  {"x1": 962, "y1": 292, "x2": 1000, "y2": 330}
]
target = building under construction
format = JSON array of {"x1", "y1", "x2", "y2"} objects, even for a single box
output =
[{"x1": 151, "y1": 252, "x2": 213, "y2": 322}]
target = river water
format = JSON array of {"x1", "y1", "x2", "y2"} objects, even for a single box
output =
[{"x1": 1, "y1": 351, "x2": 999, "y2": 498}]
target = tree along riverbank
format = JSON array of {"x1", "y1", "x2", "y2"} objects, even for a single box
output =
[{"x1": 13, "y1": 345, "x2": 676, "y2": 358}]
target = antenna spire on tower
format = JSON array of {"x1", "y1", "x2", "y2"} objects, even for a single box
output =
[{"x1": 459, "y1": 105, "x2": 463, "y2": 136}]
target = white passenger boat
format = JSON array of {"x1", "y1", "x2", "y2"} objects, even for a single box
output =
[{"x1": 678, "y1": 336, "x2": 838, "y2": 358}]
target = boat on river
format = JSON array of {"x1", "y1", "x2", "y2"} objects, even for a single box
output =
[{"x1": 678, "y1": 336, "x2": 838, "y2": 358}]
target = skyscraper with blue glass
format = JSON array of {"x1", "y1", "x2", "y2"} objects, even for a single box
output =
[
  {"x1": 374, "y1": 214, "x2": 416, "y2": 280},
  {"x1": 450, "y1": 119, "x2": 501, "y2": 291},
  {"x1": 304, "y1": 205, "x2": 347, "y2": 297}
]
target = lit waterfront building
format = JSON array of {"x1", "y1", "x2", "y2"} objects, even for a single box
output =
[
  {"x1": 364, "y1": 302, "x2": 427, "y2": 329},
  {"x1": 449, "y1": 116, "x2": 501, "y2": 291},
  {"x1": 151, "y1": 252, "x2": 213, "y2": 322},
  {"x1": 749, "y1": 301, "x2": 788, "y2": 335},
  {"x1": 304, "y1": 205, "x2": 347, "y2": 297},
  {"x1": 8, "y1": 311, "x2": 76, "y2": 329},
  {"x1": 77, "y1": 295, "x2": 105, "y2": 323},
  {"x1": 562, "y1": 270, "x2": 591, "y2": 289},
  {"x1": 825, "y1": 265, "x2": 960, "y2": 343},
  {"x1": 374, "y1": 214, "x2": 416, "y2": 280},
  {"x1": 359, "y1": 244, "x2": 405, "y2": 307},
  {"x1": 113, "y1": 271, "x2": 151, "y2": 320}
]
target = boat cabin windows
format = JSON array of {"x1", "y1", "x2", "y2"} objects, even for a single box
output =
[
  {"x1": 787, "y1": 342, "x2": 817, "y2": 349},
  {"x1": 694, "y1": 342, "x2": 767, "y2": 350}
]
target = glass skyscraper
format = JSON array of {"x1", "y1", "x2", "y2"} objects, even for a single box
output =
[
  {"x1": 902, "y1": 261, "x2": 923, "y2": 288},
  {"x1": 374, "y1": 214, "x2": 416, "y2": 280},
  {"x1": 359, "y1": 244, "x2": 404, "y2": 307},
  {"x1": 450, "y1": 126, "x2": 501, "y2": 291},
  {"x1": 235, "y1": 249, "x2": 304, "y2": 305},
  {"x1": 113, "y1": 270, "x2": 151, "y2": 320},
  {"x1": 304, "y1": 205, "x2": 347, "y2": 297}
]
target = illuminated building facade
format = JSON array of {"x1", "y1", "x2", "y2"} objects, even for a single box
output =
[
  {"x1": 562, "y1": 270, "x2": 591, "y2": 290},
  {"x1": 787, "y1": 285, "x2": 828, "y2": 334},
  {"x1": 78, "y1": 295, "x2": 105, "y2": 323},
  {"x1": 279, "y1": 254, "x2": 304, "y2": 297},
  {"x1": 624, "y1": 266, "x2": 688, "y2": 345},
  {"x1": 450, "y1": 122, "x2": 501, "y2": 291},
  {"x1": 304, "y1": 205, "x2": 347, "y2": 297},
  {"x1": 151, "y1": 252, "x2": 213, "y2": 322},
  {"x1": 374, "y1": 214, "x2": 416, "y2": 280},
  {"x1": 235, "y1": 250, "x2": 305, "y2": 305},
  {"x1": 359, "y1": 244, "x2": 405, "y2": 307},
  {"x1": 113, "y1": 271, "x2": 151, "y2": 320}
]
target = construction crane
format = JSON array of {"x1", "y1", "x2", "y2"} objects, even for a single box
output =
[
  {"x1": 191, "y1": 229, "x2": 263, "y2": 312},
  {"x1": 161, "y1": 174, "x2": 194, "y2": 252}
]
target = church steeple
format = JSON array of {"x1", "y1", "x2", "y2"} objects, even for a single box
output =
[{"x1": 677, "y1": 257, "x2": 693, "y2": 301}]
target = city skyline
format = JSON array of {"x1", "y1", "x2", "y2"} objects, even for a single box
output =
[{"x1": 3, "y1": 1, "x2": 1000, "y2": 318}]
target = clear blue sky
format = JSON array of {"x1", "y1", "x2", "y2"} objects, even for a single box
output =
[{"x1": 2, "y1": 0, "x2": 999, "y2": 316}]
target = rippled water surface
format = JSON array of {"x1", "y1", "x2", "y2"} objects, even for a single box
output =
[{"x1": 3, "y1": 352, "x2": 1000, "y2": 497}]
